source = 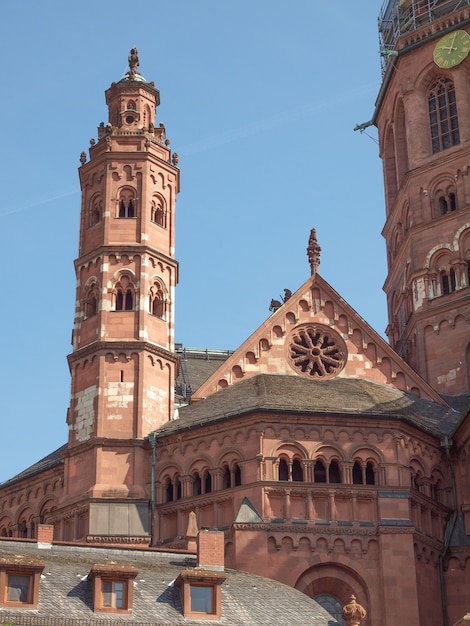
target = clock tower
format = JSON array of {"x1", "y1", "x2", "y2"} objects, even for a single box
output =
[
  {"x1": 376, "y1": 0, "x2": 470, "y2": 395},
  {"x1": 58, "y1": 50, "x2": 180, "y2": 540}
]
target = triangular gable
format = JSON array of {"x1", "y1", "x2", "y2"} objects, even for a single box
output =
[{"x1": 191, "y1": 272, "x2": 447, "y2": 405}]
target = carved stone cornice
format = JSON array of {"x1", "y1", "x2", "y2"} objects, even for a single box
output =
[
  {"x1": 232, "y1": 523, "x2": 377, "y2": 537},
  {"x1": 74, "y1": 243, "x2": 177, "y2": 270},
  {"x1": 378, "y1": 525, "x2": 415, "y2": 535},
  {"x1": 67, "y1": 340, "x2": 178, "y2": 366},
  {"x1": 86, "y1": 535, "x2": 150, "y2": 545}
]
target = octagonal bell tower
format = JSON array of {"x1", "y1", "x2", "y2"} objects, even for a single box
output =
[
  {"x1": 60, "y1": 50, "x2": 180, "y2": 540},
  {"x1": 376, "y1": 0, "x2": 470, "y2": 394}
]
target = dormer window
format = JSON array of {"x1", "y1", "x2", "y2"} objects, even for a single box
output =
[
  {"x1": 88, "y1": 562, "x2": 138, "y2": 614},
  {"x1": 0, "y1": 556, "x2": 44, "y2": 609},
  {"x1": 175, "y1": 569, "x2": 226, "y2": 620}
]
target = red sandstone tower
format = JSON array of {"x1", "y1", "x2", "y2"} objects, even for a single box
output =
[
  {"x1": 59, "y1": 49, "x2": 180, "y2": 539},
  {"x1": 376, "y1": 0, "x2": 470, "y2": 395}
]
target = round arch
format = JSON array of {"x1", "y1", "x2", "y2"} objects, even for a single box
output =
[{"x1": 295, "y1": 562, "x2": 370, "y2": 624}]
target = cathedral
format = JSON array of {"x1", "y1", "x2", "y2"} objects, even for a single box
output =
[{"x1": 1, "y1": 2, "x2": 470, "y2": 625}]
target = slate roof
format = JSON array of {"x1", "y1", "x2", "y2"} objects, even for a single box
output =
[
  {"x1": 0, "y1": 445, "x2": 66, "y2": 488},
  {"x1": 158, "y1": 373, "x2": 466, "y2": 439},
  {"x1": 0, "y1": 539, "x2": 334, "y2": 625},
  {"x1": 175, "y1": 346, "x2": 232, "y2": 405}
]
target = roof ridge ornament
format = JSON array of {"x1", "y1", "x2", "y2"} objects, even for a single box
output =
[{"x1": 307, "y1": 228, "x2": 321, "y2": 276}]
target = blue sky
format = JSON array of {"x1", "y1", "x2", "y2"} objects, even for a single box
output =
[{"x1": 1, "y1": 1, "x2": 387, "y2": 481}]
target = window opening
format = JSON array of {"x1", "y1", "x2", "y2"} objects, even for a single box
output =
[
  {"x1": 190, "y1": 585, "x2": 214, "y2": 614},
  {"x1": 6, "y1": 575, "x2": 31, "y2": 603},
  {"x1": 442, "y1": 272, "x2": 450, "y2": 295},
  {"x1": 222, "y1": 466, "x2": 231, "y2": 489},
  {"x1": 429, "y1": 78, "x2": 460, "y2": 153},
  {"x1": 365, "y1": 462, "x2": 376, "y2": 485},
  {"x1": 353, "y1": 461, "x2": 363, "y2": 485},
  {"x1": 151, "y1": 200, "x2": 166, "y2": 227},
  {"x1": 329, "y1": 460, "x2": 341, "y2": 484},
  {"x1": 175, "y1": 477, "x2": 182, "y2": 500},
  {"x1": 166, "y1": 478, "x2": 173, "y2": 503},
  {"x1": 119, "y1": 197, "x2": 135, "y2": 218},
  {"x1": 102, "y1": 580, "x2": 125, "y2": 609},
  {"x1": 149, "y1": 287, "x2": 165, "y2": 318},
  {"x1": 115, "y1": 286, "x2": 134, "y2": 311},
  {"x1": 292, "y1": 459, "x2": 304, "y2": 482},
  {"x1": 315, "y1": 594, "x2": 344, "y2": 626},
  {"x1": 278, "y1": 459, "x2": 289, "y2": 481},
  {"x1": 439, "y1": 196, "x2": 448, "y2": 215},
  {"x1": 449, "y1": 192, "x2": 457, "y2": 211},
  {"x1": 450, "y1": 267, "x2": 456, "y2": 291},
  {"x1": 204, "y1": 472, "x2": 212, "y2": 494},
  {"x1": 193, "y1": 474, "x2": 201, "y2": 496},
  {"x1": 314, "y1": 460, "x2": 327, "y2": 483},
  {"x1": 234, "y1": 463, "x2": 241, "y2": 486}
]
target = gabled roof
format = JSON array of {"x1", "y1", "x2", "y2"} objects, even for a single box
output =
[
  {"x1": 156, "y1": 374, "x2": 461, "y2": 439},
  {"x1": 191, "y1": 272, "x2": 446, "y2": 405}
]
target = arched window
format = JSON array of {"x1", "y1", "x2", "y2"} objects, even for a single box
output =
[
  {"x1": 365, "y1": 461, "x2": 376, "y2": 485},
  {"x1": 118, "y1": 189, "x2": 136, "y2": 218},
  {"x1": 204, "y1": 471, "x2": 212, "y2": 494},
  {"x1": 449, "y1": 192, "x2": 457, "y2": 211},
  {"x1": 278, "y1": 459, "x2": 289, "y2": 481},
  {"x1": 441, "y1": 269, "x2": 456, "y2": 295},
  {"x1": 450, "y1": 267, "x2": 456, "y2": 291},
  {"x1": 193, "y1": 473, "x2": 201, "y2": 496},
  {"x1": 222, "y1": 466, "x2": 231, "y2": 489},
  {"x1": 175, "y1": 477, "x2": 182, "y2": 500},
  {"x1": 84, "y1": 284, "x2": 99, "y2": 318},
  {"x1": 315, "y1": 594, "x2": 344, "y2": 626},
  {"x1": 329, "y1": 460, "x2": 341, "y2": 484},
  {"x1": 428, "y1": 77, "x2": 459, "y2": 153},
  {"x1": 149, "y1": 283, "x2": 166, "y2": 318},
  {"x1": 116, "y1": 288, "x2": 134, "y2": 310},
  {"x1": 234, "y1": 463, "x2": 241, "y2": 486},
  {"x1": 119, "y1": 198, "x2": 135, "y2": 218},
  {"x1": 88, "y1": 200, "x2": 101, "y2": 227},
  {"x1": 438, "y1": 191, "x2": 458, "y2": 216},
  {"x1": 151, "y1": 199, "x2": 167, "y2": 227},
  {"x1": 165, "y1": 478, "x2": 173, "y2": 503},
  {"x1": 18, "y1": 521, "x2": 28, "y2": 539},
  {"x1": 352, "y1": 461, "x2": 363, "y2": 485},
  {"x1": 114, "y1": 276, "x2": 135, "y2": 311},
  {"x1": 314, "y1": 460, "x2": 327, "y2": 483},
  {"x1": 292, "y1": 459, "x2": 304, "y2": 482}
]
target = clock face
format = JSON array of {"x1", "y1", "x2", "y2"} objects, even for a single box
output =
[{"x1": 433, "y1": 30, "x2": 470, "y2": 68}]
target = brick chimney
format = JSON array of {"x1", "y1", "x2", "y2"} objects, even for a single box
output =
[
  {"x1": 37, "y1": 524, "x2": 54, "y2": 549},
  {"x1": 197, "y1": 529, "x2": 224, "y2": 571}
]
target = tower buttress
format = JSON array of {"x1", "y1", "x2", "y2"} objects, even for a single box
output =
[
  {"x1": 376, "y1": 0, "x2": 470, "y2": 394},
  {"x1": 60, "y1": 51, "x2": 180, "y2": 537}
]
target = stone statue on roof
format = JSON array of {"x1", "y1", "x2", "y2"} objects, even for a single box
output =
[
  {"x1": 307, "y1": 228, "x2": 321, "y2": 277},
  {"x1": 128, "y1": 47, "x2": 140, "y2": 79}
]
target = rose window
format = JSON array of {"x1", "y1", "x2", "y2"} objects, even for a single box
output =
[{"x1": 287, "y1": 324, "x2": 346, "y2": 379}]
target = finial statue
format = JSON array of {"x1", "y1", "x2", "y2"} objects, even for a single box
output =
[
  {"x1": 342, "y1": 595, "x2": 367, "y2": 626},
  {"x1": 307, "y1": 228, "x2": 321, "y2": 277},
  {"x1": 128, "y1": 47, "x2": 140, "y2": 79}
]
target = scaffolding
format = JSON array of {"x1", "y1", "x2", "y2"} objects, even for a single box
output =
[{"x1": 378, "y1": 0, "x2": 470, "y2": 72}]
